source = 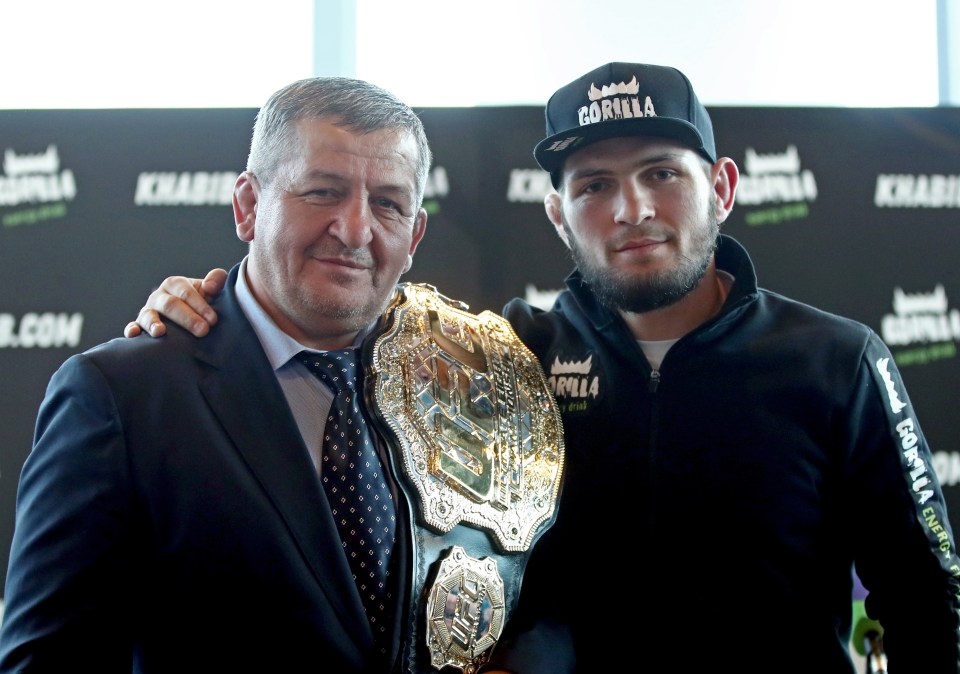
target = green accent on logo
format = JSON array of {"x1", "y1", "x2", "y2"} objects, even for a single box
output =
[
  {"x1": 893, "y1": 342, "x2": 957, "y2": 367},
  {"x1": 745, "y1": 202, "x2": 809, "y2": 226},
  {"x1": 2, "y1": 202, "x2": 68, "y2": 228},
  {"x1": 559, "y1": 400, "x2": 589, "y2": 414}
]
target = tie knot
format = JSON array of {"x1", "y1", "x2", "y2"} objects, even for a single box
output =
[{"x1": 298, "y1": 348, "x2": 362, "y2": 393}]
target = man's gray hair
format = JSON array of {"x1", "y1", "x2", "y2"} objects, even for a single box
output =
[{"x1": 246, "y1": 76, "x2": 432, "y2": 203}]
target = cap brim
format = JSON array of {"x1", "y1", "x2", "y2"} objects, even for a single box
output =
[{"x1": 533, "y1": 116, "x2": 715, "y2": 177}]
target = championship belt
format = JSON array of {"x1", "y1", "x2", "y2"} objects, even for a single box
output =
[{"x1": 366, "y1": 283, "x2": 565, "y2": 673}]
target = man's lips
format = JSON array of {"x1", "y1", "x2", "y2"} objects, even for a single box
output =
[
  {"x1": 615, "y1": 237, "x2": 666, "y2": 253},
  {"x1": 313, "y1": 256, "x2": 371, "y2": 271}
]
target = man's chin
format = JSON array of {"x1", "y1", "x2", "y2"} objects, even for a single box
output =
[{"x1": 304, "y1": 281, "x2": 391, "y2": 321}]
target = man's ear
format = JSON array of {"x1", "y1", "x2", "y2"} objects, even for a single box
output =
[
  {"x1": 712, "y1": 158, "x2": 739, "y2": 225},
  {"x1": 544, "y1": 192, "x2": 571, "y2": 249},
  {"x1": 402, "y1": 208, "x2": 428, "y2": 274},
  {"x1": 234, "y1": 171, "x2": 259, "y2": 242}
]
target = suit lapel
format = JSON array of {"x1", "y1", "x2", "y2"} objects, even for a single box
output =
[{"x1": 193, "y1": 266, "x2": 373, "y2": 652}]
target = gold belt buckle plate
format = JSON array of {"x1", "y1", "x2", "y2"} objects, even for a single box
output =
[
  {"x1": 369, "y1": 283, "x2": 565, "y2": 672},
  {"x1": 370, "y1": 283, "x2": 564, "y2": 552}
]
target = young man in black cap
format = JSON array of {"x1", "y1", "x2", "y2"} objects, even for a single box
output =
[{"x1": 124, "y1": 62, "x2": 960, "y2": 672}]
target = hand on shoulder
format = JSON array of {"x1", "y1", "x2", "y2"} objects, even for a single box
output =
[{"x1": 123, "y1": 268, "x2": 227, "y2": 338}]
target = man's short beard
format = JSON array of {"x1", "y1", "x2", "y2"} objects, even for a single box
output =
[{"x1": 564, "y1": 217, "x2": 720, "y2": 315}]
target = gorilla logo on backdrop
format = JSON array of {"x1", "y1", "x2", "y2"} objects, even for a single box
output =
[
  {"x1": 0, "y1": 145, "x2": 76, "y2": 227},
  {"x1": 735, "y1": 145, "x2": 818, "y2": 226},
  {"x1": 881, "y1": 285, "x2": 960, "y2": 368}
]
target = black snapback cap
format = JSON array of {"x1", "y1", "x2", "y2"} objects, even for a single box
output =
[{"x1": 534, "y1": 62, "x2": 717, "y2": 186}]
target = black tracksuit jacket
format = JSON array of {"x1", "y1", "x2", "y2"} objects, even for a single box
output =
[{"x1": 489, "y1": 234, "x2": 960, "y2": 673}]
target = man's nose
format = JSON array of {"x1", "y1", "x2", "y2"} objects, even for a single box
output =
[
  {"x1": 615, "y1": 184, "x2": 655, "y2": 226},
  {"x1": 327, "y1": 196, "x2": 375, "y2": 249}
]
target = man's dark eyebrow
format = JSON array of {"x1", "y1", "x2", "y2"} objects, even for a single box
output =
[
  {"x1": 566, "y1": 166, "x2": 611, "y2": 183},
  {"x1": 642, "y1": 150, "x2": 688, "y2": 164},
  {"x1": 567, "y1": 150, "x2": 690, "y2": 183}
]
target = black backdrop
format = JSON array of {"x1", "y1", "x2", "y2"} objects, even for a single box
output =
[{"x1": 1, "y1": 104, "x2": 958, "y2": 597}]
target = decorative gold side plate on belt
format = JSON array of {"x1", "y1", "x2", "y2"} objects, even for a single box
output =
[
  {"x1": 425, "y1": 546, "x2": 505, "y2": 673},
  {"x1": 370, "y1": 283, "x2": 565, "y2": 552}
]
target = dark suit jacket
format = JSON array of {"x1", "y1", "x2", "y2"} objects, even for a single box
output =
[{"x1": 0, "y1": 265, "x2": 411, "y2": 672}]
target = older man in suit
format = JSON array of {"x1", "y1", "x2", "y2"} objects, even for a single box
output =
[{"x1": 0, "y1": 77, "x2": 563, "y2": 673}]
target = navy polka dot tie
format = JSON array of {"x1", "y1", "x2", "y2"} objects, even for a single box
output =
[{"x1": 298, "y1": 349, "x2": 396, "y2": 652}]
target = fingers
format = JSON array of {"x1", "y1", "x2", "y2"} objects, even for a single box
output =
[
  {"x1": 131, "y1": 307, "x2": 168, "y2": 338},
  {"x1": 144, "y1": 277, "x2": 213, "y2": 338},
  {"x1": 125, "y1": 270, "x2": 227, "y2": 339}
]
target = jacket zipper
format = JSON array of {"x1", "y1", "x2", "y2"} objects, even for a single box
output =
[
  {"x1": 648, "y1": 369, "x2": 661, "y2": 393},
  {"x1": 646, "y1": 367, "x2": 661, "y2": 553}
]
